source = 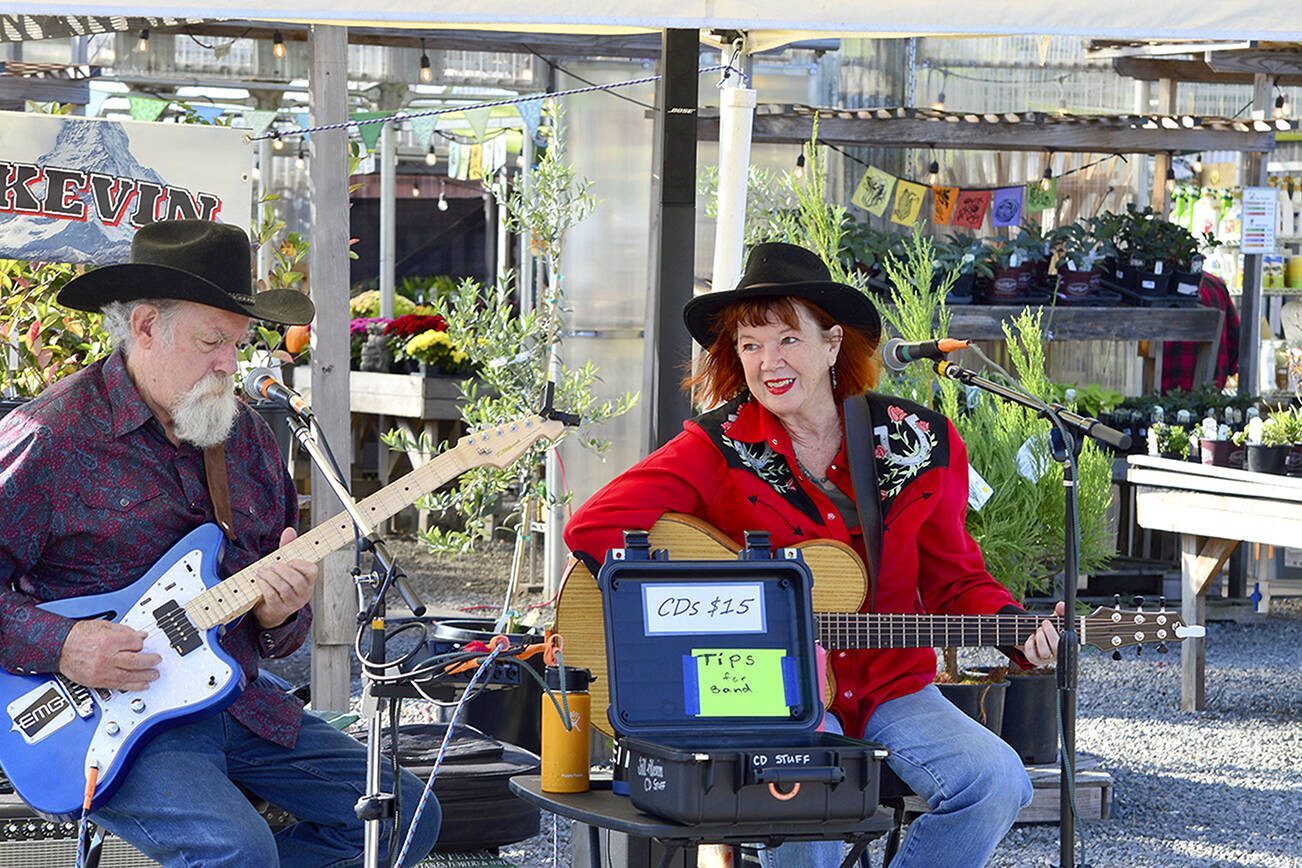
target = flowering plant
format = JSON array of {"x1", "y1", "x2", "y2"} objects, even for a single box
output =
[
  {"x1": 385, "y1": 314, "x2": 448, "y2": 341},
  {"x1": 400, "y1": 329, "x2": 476, "y2": 376},
  {"x1": 0, "y1": 259, "x2": 112, "y2": 398},
  {"x1": 350, "y1": 290, "x2": 420, "y2": 318}
]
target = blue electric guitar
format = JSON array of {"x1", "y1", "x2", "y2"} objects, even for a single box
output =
[{"x1": 0, "y1": 415, "x2": 562, "y2": 819}]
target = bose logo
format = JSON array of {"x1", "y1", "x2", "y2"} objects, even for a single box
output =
[{"x1": 668, "y1": 108, "x2": 696, "y2": 115}]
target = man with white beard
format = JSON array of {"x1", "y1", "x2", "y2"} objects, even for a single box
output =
[{"x1": 0, "y1": 220, "x2": 441, "y2": 867}]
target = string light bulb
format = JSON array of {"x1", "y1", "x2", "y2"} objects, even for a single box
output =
[
  {"x1": 412, "y1": 183, "x2": 421, "y2": 197},
  {"x1": 793, "y1": 151, "x2": 806, "y2": 181},
  {"x1": 425, "y1": 144, "x2": 437, "y2": 167},
  {"x1": 419, "y1": 40, "x2": 432, "y2": 83},
  {"x1": 137, "y1": 29, "x2": 149, "y2": 53},
  {"x1": 437, "y1": 183, "x2": 449, "y2": 211},
  {"x1": 295, "y1": 149, "x2": 305, "y2": 171},
  {"x1": 1041, "y1": 164, "x2": 1054, "y2": 192},
  {"x1": 927, "y1": 159, "x2": 940, "y2": 186},
  {"x1": 1192, "y1": 158, "x2": 1203, "y2": 174},
  {"x1": 272, "y1": 135, "x2": 284, "y2": 151},
  {"x1": 1165, "y1": 162, "x2": 1176, "y2": 194},
  {"x1": 272, "y1": 30, "x2": 285, "y2": 59},
  {"x1": 1275, "y1": 93, "x2": 1287, "y2": 119},
  {"x1": 932, "y1": 91, "x2": 946, "y2": 112}
]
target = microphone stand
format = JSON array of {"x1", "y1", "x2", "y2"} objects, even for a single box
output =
[
  {"x1": 932, "y1": 359, "x2": 1130, "y2": 868},
  {"x1": 285, "y1": 412, "x2": 426, "y2": 868}
]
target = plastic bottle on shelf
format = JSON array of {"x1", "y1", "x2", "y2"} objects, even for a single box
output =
[
  {"x1": 1218, "y1": 190, "x2": 1241, "y2": 245},
  {"x1": 1191, "y1": 188, "x2": 1220, "y2": 239},
  {"x1": 1280, "y1": 182, "x2": 1296, "y2": 237}
]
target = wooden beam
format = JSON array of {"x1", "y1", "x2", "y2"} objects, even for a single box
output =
[
  {"x1": 695, "y1": 113, "x2": 1276, "y2": 154},
  {"x1": 1113, "y1": 55, "x2": 1302, "y2": 87},
  {"x1": 1207, "y1": 50, "x2": 1302, "y2": 77},
  {"x1": 0, "y1": 75, "x2": 87, "y2": 106},
  {"x1": 1151, "y1": 78, "x2": 1177, "y2": 214},
  {"x1": 944, "y1": 305, "x2": 1225, "y2": 342}
]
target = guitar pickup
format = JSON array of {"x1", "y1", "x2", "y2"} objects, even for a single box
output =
[{"x1": 152, "y1": 599, "x2": 202, "y2": 656}]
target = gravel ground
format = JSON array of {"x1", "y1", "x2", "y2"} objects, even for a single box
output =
[{"x1": 265, "y1": 540, "x2": 1302, "y2": 868}]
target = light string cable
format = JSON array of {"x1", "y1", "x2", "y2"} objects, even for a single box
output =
[{"x1": 244, "y1": 64, "x2": 751, "y2": 144}]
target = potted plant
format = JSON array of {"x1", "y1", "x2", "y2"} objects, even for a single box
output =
[
  {"x1": 1246, "y1": 415, "x2": 1291, "y2": 474},
  {"x1": 1014, "y1": 223, "x2": 1051, "y2": 292},
  {"x1": 1272, "y1": 406, "x2": 1302, "y2": 475},
  {"x1": 1050, "y1": 222, "x2": 1103, "y2": 300},
  {"x1": 934, "y1": 666, "x2": 1008, "y2": 735},
  {"x1": 934, "y1": 233, "x2": 980, "y2": 302},
  {"x1": 975, "y1": 238, "x2": 1022, "y2": 301}
]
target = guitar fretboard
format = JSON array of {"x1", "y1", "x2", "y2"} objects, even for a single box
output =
[
  {"x1": 183, "y1": 417, "x2": 560, "y2": 630},
  {"x1": 817, "y1": 612, "x2": 1074, "y2": 650}
]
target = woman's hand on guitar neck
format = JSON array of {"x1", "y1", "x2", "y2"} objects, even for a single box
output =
[
  {"x1": 1023, "y1": 601, "x2": 1066, "y2": 667},
  {"x1": 59, "y1": 619, "x2": 162, "y2": 691}
]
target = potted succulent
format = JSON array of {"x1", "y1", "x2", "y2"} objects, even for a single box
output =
[{"x1": 1266, "y1": 406, "x2": 1302, "y2": 475}]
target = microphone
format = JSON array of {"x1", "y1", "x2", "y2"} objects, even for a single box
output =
[
  {"x1": 881, "y1": 337, "x2": 971, "y2": 372},
  {"x1": 244, "y1": 367, "x2": 313, "y2": 419}
]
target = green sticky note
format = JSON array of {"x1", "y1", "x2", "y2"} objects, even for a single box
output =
[{"x1": 693, "y1": 649, "x2": 789, "y2": 717}]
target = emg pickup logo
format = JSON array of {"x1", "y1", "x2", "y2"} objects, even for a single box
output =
[{"x1": 8, "y1": 683, "x2": 74, "y2": 744}]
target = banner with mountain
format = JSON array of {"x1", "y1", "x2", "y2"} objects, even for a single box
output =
[{"x1": 0, "y1": 111, "x2": 251, "y2": 265}]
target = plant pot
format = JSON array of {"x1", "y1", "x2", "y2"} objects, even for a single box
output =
[
  {"x1": 1201, "y1": 439, "x2": 1236, "y2": 467},
  {"x1": 1245, "y1": 443, "x2": 1290, "y2": 475},
  {"x1": 430, "y1": 618, "x2": 545, "y2": 753},
  {"x1": 1058, "y1": 268, "x2": 1099, "y2": 299},
  {"x1": 988, "y1": 265, "x2": 1023, "y2": 300},
  {"x1": 1288, "y1": 444, "x2": 1302, "y2": 476},
  {"x1": 1000, "y1": 669, "x2": 1059, "y2": 764},
  {"x1": 1172, "y1": 269, "x2": 1202, "y2": 297},
  {"x1": 1135, "y1": 268, "x2": 1172, "y2": 296},
  {"x1": 936, "y1": 679, "x2": 1007, "y2": 735}
]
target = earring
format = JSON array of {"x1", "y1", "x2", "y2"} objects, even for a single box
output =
[{"x1": 829, "y1": 364, "x2": 839, "y2": 393}]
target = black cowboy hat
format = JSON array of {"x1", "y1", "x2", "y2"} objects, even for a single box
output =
[
  {"x1": 682, "y1": 242, "x2": 880, "y2": 346},
  {"x1": 58, "y1": 219, "x2": 315, "y2": 326}
]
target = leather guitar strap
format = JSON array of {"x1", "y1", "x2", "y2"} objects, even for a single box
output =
[
  {"x1": 203, "y1": 444, "x2": 237, "y2": 541},
  {"x1": 842, "y1": 395, "x2": 882, "y2": 612}
]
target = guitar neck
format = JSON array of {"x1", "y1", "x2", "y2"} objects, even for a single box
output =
[
  {"x1": 186, "y1": 446, "x2": 471, "y2": 630},
  {"x1": 817, "y1": 612, "x2": 1070, "y2": 650}
]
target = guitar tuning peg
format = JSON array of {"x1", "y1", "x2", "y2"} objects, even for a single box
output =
[
  {"x1": 1159, "y1": 595, "x2": 1166, "y2": 611},
  {"x1": 1112, "y1": 650, "x2": 1122, "y2": 661},
  {"x1": 1133, "y1": 595, "x2": 1145, "y2": 611},
  {"x1": 1157, "y1": 643, "x2": 1169, "y2": 654},
  {"x1": 1114, "y1": 594, "x2": 1121, "y2": 609}
]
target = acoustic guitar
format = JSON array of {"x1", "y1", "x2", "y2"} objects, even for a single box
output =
[
  {"x1": 553, "y1": 512, "x2": 1203, "y2": 737},
  {"x1": 0, "y1": 415, "x2": 563, "y2": 819}
]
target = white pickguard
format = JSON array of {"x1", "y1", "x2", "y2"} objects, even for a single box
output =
[{"x1": 84, "y1": 549, "x2": 236, "y2": 777}]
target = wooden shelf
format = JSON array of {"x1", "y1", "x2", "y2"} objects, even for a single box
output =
[{"x1": 946, "y1": 305, "x2": 1224, "y2": 342}]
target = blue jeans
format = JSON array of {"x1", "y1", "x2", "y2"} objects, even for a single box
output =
[
  {"x1": 90, "y1": 711, "x2": 442, "y2": 867},
  {"x1": 760, "y1": 685, "x2": 1031, "y2": 868}
]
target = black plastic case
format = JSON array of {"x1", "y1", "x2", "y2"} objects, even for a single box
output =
[{"x1": 598, "y1": 530, "x2": 888, "y2": 825}]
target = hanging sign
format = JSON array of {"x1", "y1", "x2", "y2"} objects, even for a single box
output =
[
  {"x1": 932, "y1": 185, "x2": 959, "y2": 225},
  {"x1": 0, "y1": 111, "x2": 251, "y2": 265},
  {"x1": 890, "y1": 179, "x2": 927, "y2": 226},
  {"x1": 990, "y1": 186, "x2": 1024, "y2": 228},
  {"x1": 1025, "y1": 178, "x2": 1057, "y2": 213},
  {"x1": 1241, "y1": 186, "x2": 1277, "y2": 254},
  {"x1": 852, "y1": 165, "x2": 896, "y2": 217},
  {"x1": 951, "y1": 189, "x2": 992, "y2": 230}
]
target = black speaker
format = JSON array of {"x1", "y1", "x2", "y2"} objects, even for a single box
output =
[{"x1": 0, "y1": 792, "x2": 159, "y2": 867}]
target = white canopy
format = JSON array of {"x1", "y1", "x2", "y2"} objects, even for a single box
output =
[{"x1": 16, "y1": 2, "x2": 1302, "y2": 42}]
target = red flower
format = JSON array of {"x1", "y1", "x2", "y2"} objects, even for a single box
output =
[
  {"x1": 916, "y1": 419, "x2": 930, "y2": 431},
  {"x1": 384, "y1": 314, "x2": 448, "y2": 339},
  {"x1": 887, "y1": 405, "x2": 907, "y2": 422},
  {"x1": 874, "y1": 445, "x2": 886, "y2": 459}
]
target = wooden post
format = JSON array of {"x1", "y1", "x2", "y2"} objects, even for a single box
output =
[
  {"x1": 1180, "y1": 535, "x2": 1207, "y2": 711},
  {"x1": 1149, "y1": 78, "x2": 1176, "y2": 215},
  {"x1": 1239, "y1": 72, "x2": 1274, "y2": 403},
  {"x1": 307, "y1": 24, "x2": 354, "y2": 712}
]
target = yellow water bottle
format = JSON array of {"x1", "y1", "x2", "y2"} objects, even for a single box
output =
[{"x1": 541, "y1": 666, "x2": 593, "y2": 793}]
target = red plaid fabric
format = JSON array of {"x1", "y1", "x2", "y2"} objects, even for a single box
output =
[{"x1": 1162, "y1": 274, "x2": 1240, "y2": 392}]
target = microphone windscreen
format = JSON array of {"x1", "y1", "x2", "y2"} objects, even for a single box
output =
[{"x1": 243, "y1": 367, "x2": 276, "y2": 402}]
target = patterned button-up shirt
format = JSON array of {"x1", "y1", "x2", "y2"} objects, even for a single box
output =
[{"x1": 0, "y1": 348, "x2": 309, "y2": 747}]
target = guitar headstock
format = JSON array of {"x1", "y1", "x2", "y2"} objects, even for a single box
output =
[
  {"x1": 1082, "y1": 605, "x2": 1205, "y2": 653},
  {"x1": 455, "y1": 416, "x2": 564, "y2": 469}
]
